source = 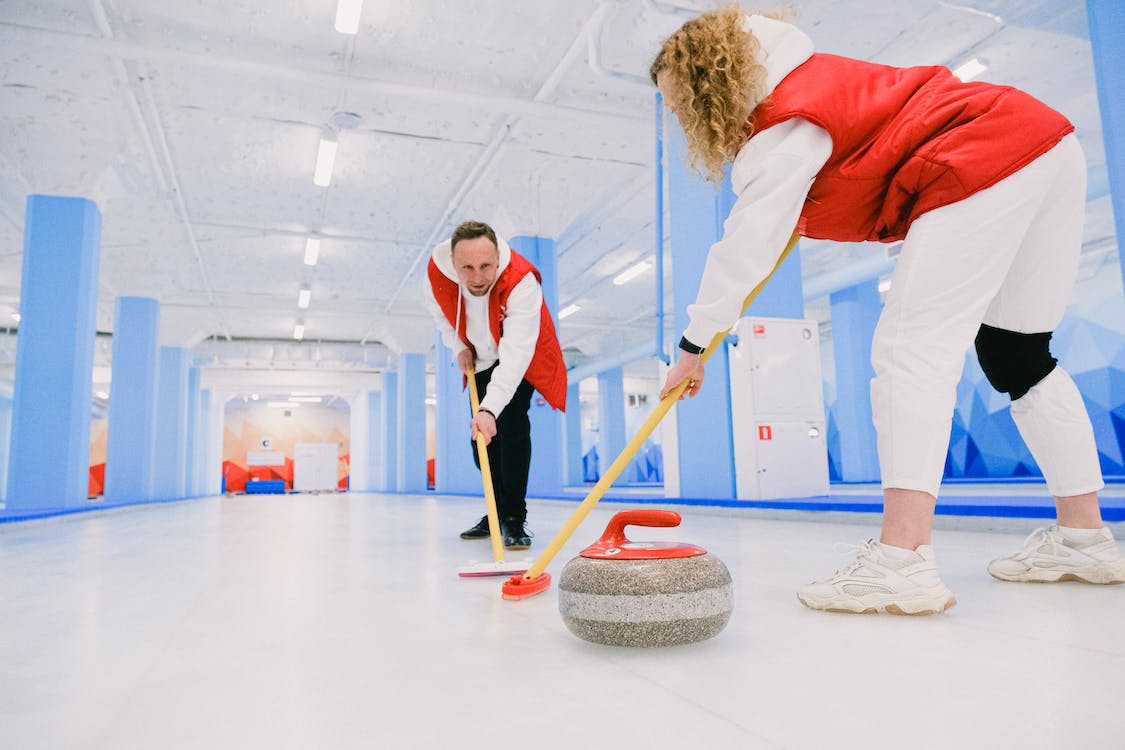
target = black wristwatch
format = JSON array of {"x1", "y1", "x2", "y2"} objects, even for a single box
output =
[{"x1": 678, "y1": 336, "x2": 704, "y2": 355}]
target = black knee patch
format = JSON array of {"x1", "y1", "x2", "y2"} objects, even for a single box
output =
[{"x1": 974, "y1": 324, "x2": 1057, "y2": 401}]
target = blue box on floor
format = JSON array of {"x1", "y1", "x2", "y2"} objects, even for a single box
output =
[{"x1": 245, "y1": 480, "x2": 286, "y2": 494}]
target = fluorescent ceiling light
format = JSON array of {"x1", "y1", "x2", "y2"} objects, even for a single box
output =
[
  {"x1": 613, "y1": 260, "x2": 652, "y2": 286},
  {"x1": 558, "y1": 303, "x2": 581, "y2": 320},
  {"x1": 288, "y1": 396, "x2": 322, "y2": 403},
  {"x1": 878, "y1": 278, "x2": 892, "y2": 293},
  {"x1": 313, "y1": 137, "x2": 338, "y2": 186},
  {"x1": 293, "y1": 323, "x2": 305, "y2": 340},
  {"x1": 951, "y1": 58, "x2": 988, "y2": 82},
  {"x1": 334, "y1": 0, "x2": 363, "y2": 34},
  {"x1": 304, "y1": 238, "x2": 320, "y2": 266},
  {"x1": 298, "y1": 287, "x2": 311, "y2": 309},
  {"x1": 267, "y1": 401, "x2": 299, "y2": 408}
]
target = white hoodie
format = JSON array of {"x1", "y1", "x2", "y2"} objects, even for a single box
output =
[
  {"x1": 680, "y1": 14, "x2": 833, "y2": 349},
  {"x1": 426, "y1": 233, "x2": 543, "y2": 417}
]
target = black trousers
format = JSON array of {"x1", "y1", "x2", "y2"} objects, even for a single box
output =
[{"x1": 471, "y1": 363, "x2": 534, "y2": 524}]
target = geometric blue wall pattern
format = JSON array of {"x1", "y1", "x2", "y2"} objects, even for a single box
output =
[
  {"x1": 945, "y1": 270, "x2": 1125, "y2": 481},
  {"x1": 824, "y1": 254, "x2": 1125, "y2": 484}
]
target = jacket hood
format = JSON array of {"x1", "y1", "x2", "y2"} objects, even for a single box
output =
[
  {"x1": 430, "y1": 232, "x2": 513, "y2": 289},
  {"x1": 744, "y1": 14, "x2": 816, "y2": 96}
]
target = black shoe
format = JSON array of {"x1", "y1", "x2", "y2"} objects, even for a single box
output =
[
  {"x1": 459, "y1": 516, "x2": 491, "y2": 540},
  {"x1": 502, "y1": 519, "x2": 532, "y2": 550}
]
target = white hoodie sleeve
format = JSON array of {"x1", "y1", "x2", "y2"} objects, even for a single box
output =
[
  {"x1": 681, "y1": 118, "x2": 833, "y2": 349},
  {"x1": 426, "y1": 284, "x2": 470, "y2": 361},
  {"x1": 479, "y1": 274, "x2": 542, "y2": 416}
]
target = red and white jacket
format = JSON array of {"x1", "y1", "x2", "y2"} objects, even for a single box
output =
[
  {"x1": 682, "y1": 14, "x2": 1074, "y2": 349},
  {"x1": 427, "y1": 234, "x2": 567, "y2": 415}
]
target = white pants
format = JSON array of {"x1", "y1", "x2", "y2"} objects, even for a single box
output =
[{"x1": 871, "y1": 134, "x2": 1103, "y2": 498}]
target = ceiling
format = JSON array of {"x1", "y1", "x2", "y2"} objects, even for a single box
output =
[{"x1": 0, "y1": 0, "x2": 1115, "y2": 399}]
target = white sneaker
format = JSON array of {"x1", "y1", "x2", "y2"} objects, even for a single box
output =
[
  {"x1": 987, "y1": 525, "x2": 1125, "y2": 585},
  {"x1": 797, "y1": 539, "x2": 957, "y2": 615}
]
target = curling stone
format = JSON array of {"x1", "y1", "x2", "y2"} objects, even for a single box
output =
[{"x1": 558, "y1": 509, "x2": 732, "y2": 647}]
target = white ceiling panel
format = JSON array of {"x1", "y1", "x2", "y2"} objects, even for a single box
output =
[{"x1": 0, "y1": 0, "x2": 1115, "y2": 385}]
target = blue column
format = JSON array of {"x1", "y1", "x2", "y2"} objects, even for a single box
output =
[
  {"x1": 509, "y1": 234, "x2": 565, "y2": 496},
  {"x1": 667, "y1": 129, "x2": 736, "y2": 499},
  {"x1": 396, "y1": 353, "x2": 426, "y2": 492},
  {"x1": 597, "y1": 368, "x2": 627, "y2": 485},
  {"x1": 830, "y1": 280, "x2": 882, "y2": 482},
  {"x1": 433, "y1": 333, "x2": 480, "y2": 494},
  {"x1": 347, "y1": 391, "x2": 370, "y2": 491},
  {"x1": 0, "y1": 393, "x2": 12, "y2": 503},
  {"x1": 364, "y1": 390, "x2": 383, "y2": 491},
  {"x1": 199, "y1": 388, "x2": 215, "y2": 495},
  {"x1": 7, "y1": 196, "x2": 101, "y2": 510},
  {"x1": 185, "y1": 366, "x2": 201, "y2": 497},
  {"x1": 508, "y1": 235, "x2": 559, "y2": 318},
  {"x1": 153, "y1": 347, "x2": 188, "y2": 499},
  {"x1": 564, "y1": 382, "x2": 584, "y2": 486},
  {"x1": 1088, "y1": 0, "x2": 1125, "y2": 292},
  {"x1": 381, "y1": 372, "x2": 398, "y2": 491},
  {"x1": 105, "y1": 297, "x2": 160, "y2": 503}
]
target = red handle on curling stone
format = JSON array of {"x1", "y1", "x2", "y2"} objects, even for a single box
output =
[{"x1": 581, "y1": 510, "x2": 706, "y2": 560}]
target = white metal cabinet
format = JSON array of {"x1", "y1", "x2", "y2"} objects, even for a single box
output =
[{"x1": 728, "y1": 317, "x2": 829, "y2": 500}]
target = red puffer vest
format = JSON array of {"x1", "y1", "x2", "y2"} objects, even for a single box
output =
[
  {"x1": 750, "y1": 53, "x2": 1074, "y2": 242},
  {"x1": 428, "y1": 250, "x2": 567, "y2": 411}
]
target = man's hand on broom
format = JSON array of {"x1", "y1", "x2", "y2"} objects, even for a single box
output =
[
  {"x1": 660, "y1": 351, "x2": 704, "y2": 401},
  {"x1": 472, "y1": 410, "x2": 497, "y2": 445}
]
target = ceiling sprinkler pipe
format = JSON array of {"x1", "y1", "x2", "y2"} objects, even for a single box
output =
[
  {"x1": 566, "y1": 341, "x2": 659, "y2": 383},
  {"x1": 801, "y1": 250, "x2": 897, "y2": 302}
]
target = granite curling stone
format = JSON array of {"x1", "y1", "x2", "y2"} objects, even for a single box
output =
[{"x1": 558, "y1": 509, "x2": 732, "y2": 647}]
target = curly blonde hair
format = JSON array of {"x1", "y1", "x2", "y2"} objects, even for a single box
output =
[{"x1": 650, "y1": 6, "x2": 770, "y2": 184}]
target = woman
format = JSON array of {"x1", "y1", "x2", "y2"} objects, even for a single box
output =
[{"x1": 653, "y1": 7, "x2": 1124, "y2": 614}]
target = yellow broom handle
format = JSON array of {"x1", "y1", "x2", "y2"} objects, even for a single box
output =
[
  {"x1": 467, "y1": 370, "x2": 505, "y2": 564},
  {"x1": 520, "y1": 233, "x2": 801, "y2": 581}
]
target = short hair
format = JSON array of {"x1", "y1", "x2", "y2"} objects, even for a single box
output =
[{"x1": 450, "y1": 221, "x2": 498, "y2": 253}]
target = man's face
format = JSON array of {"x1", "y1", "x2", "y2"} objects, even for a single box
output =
[{"x1": 451, "y1": 236, "x2": 500, "y2": 297}]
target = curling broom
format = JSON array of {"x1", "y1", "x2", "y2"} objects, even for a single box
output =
[
  {"x1": 501, "y1": 233, "x2": 800, "y2": 599},
  {"x1": 457, "y1": 368, "x2": 532, "y2": 578}
]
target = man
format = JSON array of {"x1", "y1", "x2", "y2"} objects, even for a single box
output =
[{"x1": 427, "y1": 220, "x2": 566, "y2": 550}]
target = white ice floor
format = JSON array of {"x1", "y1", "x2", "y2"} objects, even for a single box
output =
[{"x1": 2, "y1": 491, "x2": 1124, "y2": 750}]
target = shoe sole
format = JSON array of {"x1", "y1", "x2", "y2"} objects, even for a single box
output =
[
  {"x1": 505, "y1": 544, "x2": 531, "y2": 551},
  {"x1": 797, "y1": 593, "x2": 957, "y2": 616},
  {"x1": 988, "y1": 568, "x2": 1125, "y2": 585},
  {"x1": 460, "y1": 534, "x2": 490, "y2": 540}
]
